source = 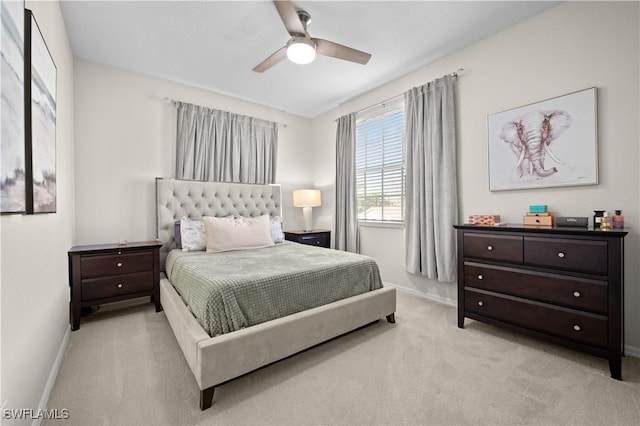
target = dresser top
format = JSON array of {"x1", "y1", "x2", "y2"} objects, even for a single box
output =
[{"x1": 453, "y1": 224, "x2": 628, "y2": 238}]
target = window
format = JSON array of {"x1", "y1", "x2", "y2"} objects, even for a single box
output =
[{"x1": 355, "y1": 96, "x2": 404, "y2": 224}]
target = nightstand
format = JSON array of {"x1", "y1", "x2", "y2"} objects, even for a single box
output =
[
  {"x1": 68, "y1": 240, "x2": 162, "y2": 330},
  {"x1": 284, "y1": 230, "x2": 331, "y2": 248}
]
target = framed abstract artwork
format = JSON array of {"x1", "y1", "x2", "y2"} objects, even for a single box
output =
[
  {"x1": 25, "y1": 8, "x2": 56, "y2": 213},
  {"x1": 0, "y1": 0, "x2": 25, "y2": 214},
  {"x1": 488, "y1": 87, "x2": 597, "y2": 191}
]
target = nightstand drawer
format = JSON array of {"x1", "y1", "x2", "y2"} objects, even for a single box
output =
[
  {"x1": 284, "y1": 230, "x2": 331, "y2": 248},
  {"x1": 298, "y1": 235, "x2": 323, "y2": 246},
  {"x1": 82, "y1": 271, "x2": 154, "y2": 301},
  {"x1": 81, "y1": 251, "x2": 154, "y2": 278}
]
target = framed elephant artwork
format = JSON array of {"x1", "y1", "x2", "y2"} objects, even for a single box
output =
[{"x1": 488, "y1": 87, "x2": 597, "y2": 191}]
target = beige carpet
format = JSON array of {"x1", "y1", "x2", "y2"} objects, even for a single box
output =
[{"x1": 44, "y1": 291, "x2": 640, "y2": 425}]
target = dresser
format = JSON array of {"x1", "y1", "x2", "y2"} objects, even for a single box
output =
[
  {"x1": 284, "y1": 229, "x2": 331, "y2": 248},
  {"x1": 68, "y1": 240, "x2": 162, "y2": 330},
  {"x1": 453, "y1": 224, "x2": 627, "y2": 379}
]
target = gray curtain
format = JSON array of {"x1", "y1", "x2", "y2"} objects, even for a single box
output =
[
  {"x1": 334, "y1": 113, "x2": 358, "y2": 252},
  {"x1": 404, "y1": 75, "x2": 457, "y2": 282},
  {"x1": 175, "y1": 102, "x2": 278, "y2": 184}
]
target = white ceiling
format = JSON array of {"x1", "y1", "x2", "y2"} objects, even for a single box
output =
[{"x1": 59, "y1": 1, "x2": 559, "y2": 118}]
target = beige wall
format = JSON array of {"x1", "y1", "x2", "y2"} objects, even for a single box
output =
[
  {"x1": 311, "y1": 2, "x2": 640, "y2": 353},
  {"x1": 0, "y1": 0, "x2": 75, "y2": 418},
  {"x1": 72, "y1": 60, "x2": 314, "y2": 245}
]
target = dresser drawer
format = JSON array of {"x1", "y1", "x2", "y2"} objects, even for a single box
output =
[
  {"x1": 82, "y1": 271, "x2": 154, "y2": 301},
  {"x1": 463, "y1": 233, "x2": 523, "y2": 263},
  {"x1": 465, "y1": 289, "x2": 607, "y2": 348},
  {"x1": 464, "y1": 262, "x2": 608, "y2": 313},
  {"x1": 81, "y1": 251, "x2": 154, "y2": 278},
  {"x1": 524, "y1": 237, "x2": 608, "y2": 275}
]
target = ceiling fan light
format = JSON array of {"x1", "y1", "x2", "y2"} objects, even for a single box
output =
[{"x1": 286, "y1": 37, "x2": 316, "y2": 64}]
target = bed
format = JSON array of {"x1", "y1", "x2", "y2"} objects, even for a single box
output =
[{"x1": 155, "y1": 178, "x2": 397, "y2": 409}]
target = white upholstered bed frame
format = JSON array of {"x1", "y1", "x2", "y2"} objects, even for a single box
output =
[{"x1": 155, "y1": 178, "x2": 396, "y2": 409}]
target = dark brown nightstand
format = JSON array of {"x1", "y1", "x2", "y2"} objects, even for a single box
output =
[
  {"x1": 284, "y1": 230, "x2": 331, "y2": 248},
  {"x1": 68, "y1": 240, "x2": 162, "y2": 330}
]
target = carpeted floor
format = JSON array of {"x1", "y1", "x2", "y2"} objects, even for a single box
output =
[{"x1": 44, "y1": 291, "x2": 640, "y2": 425}]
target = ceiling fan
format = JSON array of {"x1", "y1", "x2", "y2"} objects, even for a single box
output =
[{"x1": 252, "y1": 0, "x2": 372, "y2": 72}]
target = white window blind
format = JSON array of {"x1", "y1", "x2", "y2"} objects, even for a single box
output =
[{"x1": 355, "y1": 96, "x2": 405, "y2": 223}]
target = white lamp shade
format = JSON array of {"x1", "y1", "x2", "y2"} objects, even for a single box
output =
[
  {"x1": 286, "y1": 37, "x2": 316, "y2": 64},
  {"x1": 293, "y1": 189, "x2": 321, "y2": 207}
]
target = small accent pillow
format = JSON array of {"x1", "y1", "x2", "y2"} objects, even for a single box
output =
[
  {"x1": 180, "y1": 216, "x2": 205, "y2": 252},
  {"x1": 270, "y1": 216, "x2": 285, "y2": 243},
  {"x1": 204, "y1": 215, "x2": 275, "y2": 253}
]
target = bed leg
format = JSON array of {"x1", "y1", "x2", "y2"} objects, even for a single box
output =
[
  {"x1": 200, "y1": 386, "x2": 215, "y2": 410},
  {"x1": 386, "y1": 313, "x2": 395, "y2": 323}
]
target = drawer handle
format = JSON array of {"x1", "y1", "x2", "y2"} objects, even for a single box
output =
[
  {"x1": 557, "y1": 252, "x2": 565, "y2": 258},
  {"x1": 477, "y1": 274, "x2": 483, "y2": 280},
  {"x1": 487, "y1": 245, "x2": 493, "y2": 251},
  {"x1": 573, "y1": 291, "x2": 581, "y2": 298},
  {"x1": 478, "y1": 301, "x2": 484, "y2": 307},
  {"x1": 573, "y1": 325, "x2": 581, "y2": 331},
  {"x1": 116, "y1": 262, "x2": 123, "y2": 267},
  {"x1": 117, "y1": 283, "x2": 123, "y2": 289}
]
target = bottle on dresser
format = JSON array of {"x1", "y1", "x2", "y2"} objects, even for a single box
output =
[{"x1": 613, "y1": 210, "x2": 624, "y2": 229}]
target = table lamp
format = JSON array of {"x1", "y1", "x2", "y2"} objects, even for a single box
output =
[{"x1": 293, "y1": 189, "x2": 321, "y2": 232}]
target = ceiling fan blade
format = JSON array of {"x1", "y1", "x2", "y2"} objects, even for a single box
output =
[
  {"x1": 273, "y1": 0, "x2": 305, "y2": 37},
  {"x1": 314, "y1": 38, "x2": 372, "y2": 65},
  {"x1": 252, "y1": 46, "x2": 287, "y2": 73}
]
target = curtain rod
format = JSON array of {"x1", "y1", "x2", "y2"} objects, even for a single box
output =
[
  {"x1": 334, "y1": 67, "x2": 465, "y2": 122},
  {"x1": 163, "y1": 97, "x2": 288, "y2": 128}
]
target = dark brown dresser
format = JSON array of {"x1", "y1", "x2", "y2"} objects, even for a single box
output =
[
  {"x1": 68, "y1": 240, "x2": 162, "y2": 330},
  {"x1": 453, "y1": 224, "x2": 627, "y2": 379},
  {"x1": 284, "y1": 229, "x2": 331, "y2": 248}
]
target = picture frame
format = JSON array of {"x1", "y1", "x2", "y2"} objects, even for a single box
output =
[
  {"x1": 488, "y1": 87, "x2": 597, "y2": 191},
  {"x1": 1, "y1": 0, "x2": 26, "y2": 214},
  {"x1": 25, "y1": 8, "x2": 57, "y2": 213}
]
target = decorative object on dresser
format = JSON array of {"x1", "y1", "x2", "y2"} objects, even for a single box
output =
[
  {"x1": 284, "y1": 229, "x2": 331, "y2": 248},
  {"x1": 556, "y1": 216, "x2": 589, "y2": 227},
  {"x1": 68, "y1": 240, "x2": 162, "y2": 330},
  {"x1": 468, "y1": 215, "x2": 501, "y2": 226},
  {"x1": 454, "y1": 224, "x2": 627, "y2": 379},
  {"x1": 293, "y1": 189, "x2": 322, "y2": 231}
]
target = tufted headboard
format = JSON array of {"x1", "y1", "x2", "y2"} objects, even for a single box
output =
[{"x1": 155, "y1": 178, "x2": 282, "y2": 269}]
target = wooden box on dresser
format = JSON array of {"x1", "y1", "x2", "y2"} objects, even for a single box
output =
[
  {"x1": 453, "y1": 224, "x2": 628, "y2": 379},
  {"x1": 68, "y1": 240, "x2": 163, "y2": 330}
]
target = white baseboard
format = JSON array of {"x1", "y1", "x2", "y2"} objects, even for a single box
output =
[
  {"x1": 33, "y1": 326, "x2": 70, "y2": 426},
  {"x1": 624, "y1": 344, "x2": 640, "y2": 358},
  {"x1": 386, "y1": 282, "x2": 639, "y2": 359},
  {"x1": 384, "y1": 282, "x2": 456, "y2": 307}
]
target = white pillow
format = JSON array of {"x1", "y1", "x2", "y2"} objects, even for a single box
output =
[
  {"x1": 270, "y1": 216, "x2": 285, "y2": 243},
  {"x1": 204, "y1": 214, "x2": 275, "y2": 253},
  {"x1": 180, "y1": 216, "x2": 205, "y2": 252}
]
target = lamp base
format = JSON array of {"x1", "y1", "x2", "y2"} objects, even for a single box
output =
[{"x1": 303, "y1": 207, "x2": 313, "y2": 232}]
